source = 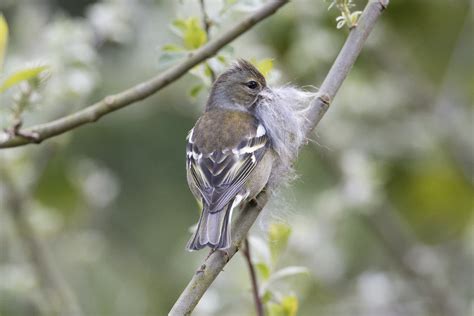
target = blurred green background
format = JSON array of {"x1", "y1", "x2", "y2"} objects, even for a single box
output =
[{"x1": 0, "y1": 0, "x2": 472, "y2": 315}]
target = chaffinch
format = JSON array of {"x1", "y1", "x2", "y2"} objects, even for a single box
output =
[{"x1": 186, "y1": 59, "x2": 274, "y2": 251}]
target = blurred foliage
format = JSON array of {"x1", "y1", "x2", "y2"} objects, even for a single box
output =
[
  {"x1": 0, "y1": 65, "x2": 48, "y2": 93},
  {"x1": 0, "y1": 14, "x2": 7, "y2": 71},
  {"x1": 268, "y1": 295, "x2": 298, "y2": 316},
  {"x1": 251, "y1": 223, "x2": 308, "y2": 314},
  {"x1": 253, "y1": 58, "x2": 274, "y2": 78},
  {"x1": 172, "y1": 17, "x2": 208, "y2": 50},
  {"x1": 387, "y1": 156, "x2": 473, "y2": 243},
  {"x1": 326, "y1": 0, "x2": 362, "y2": 29},
  {"x1": 268, "y1": 223, "x2": 291, "y2": 265},
  {"x1": 0, "y1": 0, "x2": 472, "y2": 316}
]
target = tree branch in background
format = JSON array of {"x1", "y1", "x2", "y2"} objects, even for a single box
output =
[
  {"x1": 0, "y1": 0, "x2": 289, "y2": 149},
  {"x1": 199, "y1": 0, "x2": 216, "y2": 82},
  {"x1": 0, "y1": 147, "x2": 82, "y2": 316},
  {"x1": 169, "y1": 0, "x2": 390, "y2": 314},
  {"x1": 242, "y1": 238, "x2": 263, "y2": 316},
  {"x1": 359, "y1": 208, "x2": 459, "y2": 316}
]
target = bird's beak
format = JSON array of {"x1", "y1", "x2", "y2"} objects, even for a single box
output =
[{"x1": 259, "y1": 87, "x2": 273, "y2": 98}]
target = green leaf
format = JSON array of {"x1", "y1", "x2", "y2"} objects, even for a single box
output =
[
  {"x1": 204, "y1": 63, "x2": 214, "y2": 79},
  {"x1": 188, "y1": 84, "x2": 204, "y2": 99},
  {"x1": 260, "y1": 266, "x2": 308, "y2": 296},
  {"x1": 0, "y1": 14, "x2": 8, "y2": 72},
  {"x1": 256, "y1": 58, "x2": 274, "y2": 78},
  {"x1": 182, "y1": 17, "x2": 207, "y2": 50},
  {"x1": 256, "y1": 262, "x2": 271, "y2": 280},
  {"x1": 268, "y1": 296, "x2": 299, "y2": 316},
  {"x1": 268, "y1": 303, "x2": 284, "y2": 316},
  {"x1": 281, "y1": 296, "x2": 299, "y2": 316},
  {"x1": 171, "y1": 18, "x2": 207, "y2": 49},
  {"x1": 217, "y1": 54, "x2": 227, "y2": 63},
  {"x1": 261, "y1": 290, "x2": 272, "y2": 304},
  {"x1": 269, "y1": 266, "x2": 309, "y2": 283},
  {"x1": 0, "y1": 65, "x2": 49, "y2": 93},
  {"x1": 162, "y1": 44, "x2": 184, "y2": 52},
  {"x1": 171, "y1": 19, "x2": 188, "y2": 33},
  {"x1": 268, "y1": 222, "x2": 292, "y2": 264}
]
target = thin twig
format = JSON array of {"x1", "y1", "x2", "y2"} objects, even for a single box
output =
[
  {"x1": 199, "y1": 0, "x2": 216, "y2": 82},
  {"x1": 0, "y1": 159, "x2": 82, "y2": 316},
  {"x1": 170, "y1": 1, "x2": 390, "y2": 314},
  {"x1": 243, "y1": 238, "x2": 264, "y2": 316},
  {"x1": 0, "y1": 0, "x2": 289, "y2": 149},
  {"x1": 199, "y1": 0, "x2": 212, "y2": 35}
]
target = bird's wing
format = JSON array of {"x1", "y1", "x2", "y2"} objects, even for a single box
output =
[{"x1": 186, "y1": 123, "x2": 268, "y2": 213}]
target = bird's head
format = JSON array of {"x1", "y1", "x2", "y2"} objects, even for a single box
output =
[{"x1": 206, "y1": 59, "x2": 267, "y2": 111}]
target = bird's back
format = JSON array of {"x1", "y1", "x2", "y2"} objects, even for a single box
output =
[{"x1": 192, "y1": 109, "x2": 257, "y2": 153}]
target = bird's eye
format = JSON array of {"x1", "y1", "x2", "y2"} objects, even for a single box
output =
[{"x1": 245, "y1": 80, "x2": 259, "y2": 90}]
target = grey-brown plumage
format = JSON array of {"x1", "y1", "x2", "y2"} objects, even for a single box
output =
[{"x1": 186, "y1": 60, "x2": 273, "y2": 251}]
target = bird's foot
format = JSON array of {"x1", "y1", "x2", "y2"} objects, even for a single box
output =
[
  {"x1": 205, "y1": 248, "x2": 216, "y2": 260},
  {"x1": 220, "y1": 249, "x2": 230, "y2": 263}
]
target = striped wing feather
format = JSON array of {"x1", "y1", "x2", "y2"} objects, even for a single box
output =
[{"x1": 187, "y1": 128, "x2": 268, "y2": 213}]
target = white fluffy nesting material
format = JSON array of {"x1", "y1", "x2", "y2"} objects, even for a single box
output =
[{"x1": 256, "y1": 85, "x2": 317, "y2": 187}]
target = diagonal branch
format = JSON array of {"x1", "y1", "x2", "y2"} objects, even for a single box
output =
[
  {"x1": 169, "y1": 193, "x2": 270, "y2": 316},
  {"x1": 0, "y1": 0, "x2": 289, "y2": 149},
  {"x1": 169, "y1": 0, "x2": 389, "y2": 315}
]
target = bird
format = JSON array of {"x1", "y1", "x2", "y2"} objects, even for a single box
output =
[{"x1": 185, "y1": 59, "x2": 274, "y2": 251}]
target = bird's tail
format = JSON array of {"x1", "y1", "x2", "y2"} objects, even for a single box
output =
[{"x1": 186, "y1": 200, "x2": 234, "y2": 251}]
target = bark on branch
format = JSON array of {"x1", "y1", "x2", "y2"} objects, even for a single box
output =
[
  {"x1": 169, "y1": 0, "x2": 389, "y2": 315},
  {"x1": 0, "y1": 0, "x2": 289, "y2": 149}
]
